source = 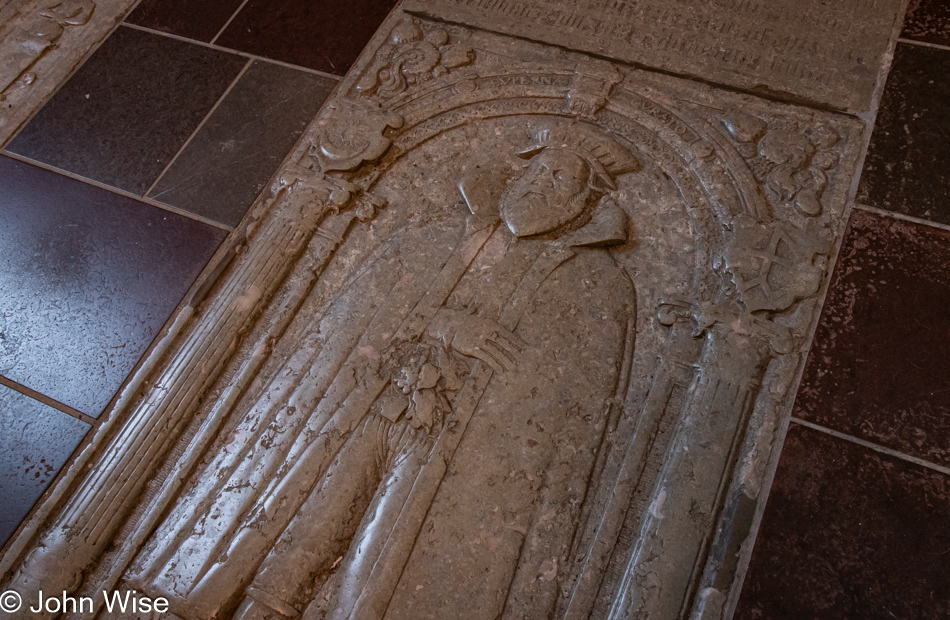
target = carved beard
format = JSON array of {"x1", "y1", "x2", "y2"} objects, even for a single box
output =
[{"x1": 499, "y1": 182, "x2": 593, "y2": 238}]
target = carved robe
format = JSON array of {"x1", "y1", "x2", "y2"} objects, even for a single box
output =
[
  {"x1": 131, "y1": 197, "x2": 636, "y2": 620},
  {"x1": 377, "y1": 211, "x2": 636, "y2": 620}
]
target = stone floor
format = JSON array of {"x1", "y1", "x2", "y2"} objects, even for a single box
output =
[
  {"x1": 0, "y1": 0, "x2": 948, "y2": 617},
  {"x1": 734, "y1": 3, "x2": 950, "y2": 615},
  {"x1": 0, "y1": 0, "x2": 375, "y2": 551}
]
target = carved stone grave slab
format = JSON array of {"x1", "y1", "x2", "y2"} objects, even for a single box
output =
[
  {"x1": 403, "y1": 0, "x2": 905, "y2": 114},
  {"x1": 0, "y1": 0, "x2": 137, "y2": 145},
  {"x1": 1, "y1": 7, "x2": 865, "y2": 620}
]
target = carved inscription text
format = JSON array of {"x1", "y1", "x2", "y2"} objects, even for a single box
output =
[{"x1": 404, "y1": 0, "x2": 902, "y2": 112}]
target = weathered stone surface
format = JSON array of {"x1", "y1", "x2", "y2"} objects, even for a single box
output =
[
  {"x1": 0, "y1": 0, "x2": 137, "y2": 145},
  {"x1": 1, "y1": 7, "x2": 866, "y2": 620},
  {"x1": 403, "y1": 0, "x2": 904, "y2": 114}
]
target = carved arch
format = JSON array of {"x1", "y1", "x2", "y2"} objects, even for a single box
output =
[
  {"x1": 337, "y1": 67, "x2": 779, "y2": 312},
  {"x1": 0, "y1": 15, "x2": 862, "y2": 620}
]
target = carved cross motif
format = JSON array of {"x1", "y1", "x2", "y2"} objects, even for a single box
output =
[{"x1": 726, "y1": 216, "x2": 829, "y2": 313}]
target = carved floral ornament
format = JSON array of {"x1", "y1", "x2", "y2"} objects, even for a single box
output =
[
  {"x1": 312, "y1": 24, "x2": 847, "y2": 319},
  {"x1": 355, "y1": 18, "x2": 475, "y2": 100},
  {"x1": 721, "y1": 110, "x2": 840, "y2": 217},
  {"x1": 1, "y1": 15, "x2": 860, "y2": 620}
]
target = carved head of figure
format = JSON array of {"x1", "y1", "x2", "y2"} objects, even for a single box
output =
[{"x1": 500, "y1": 126, "x2": 639, "y2": 237}]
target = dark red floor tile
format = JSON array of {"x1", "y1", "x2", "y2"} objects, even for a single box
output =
[
  {"x1": 0, "y1": 156, "x2": 227, "y2": 416},
  {"x1": 902, "y1": 0, "x2": 950, "y2": 48},
  {"x1": 793, "y1": 209, "x2": 950, "y2": 466},
  {"x1": 125, "y1": 0, "x2": 246, "y2": 43},
  {"x1": 215, "y1": 0, "x2": 399, "y2": 75},
  {"x1": 735, "y1": 424, "x2": 950, "y2": 620},
  {"x1": 0, "y1": 384, "x2": 89, "y2": 548},
  {"x1": 857, "y1": 42, "x2": 950, "y2": 226},
  {"x1": 147, "y1": 61, "x2": 337, "y2": 227},
  {"x1": 5, "y1": 26, "x2": 246, "y2": 195}
]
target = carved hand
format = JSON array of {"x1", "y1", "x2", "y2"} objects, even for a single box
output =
[{"x1": 449, "y1": 314, "x2": 525, "y2": 374}]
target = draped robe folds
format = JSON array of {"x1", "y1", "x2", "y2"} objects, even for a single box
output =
[{"x1": 130, "y1": 197, "x2": 636, "y2": 620}]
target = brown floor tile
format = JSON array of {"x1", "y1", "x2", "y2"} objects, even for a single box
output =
[
  {"x1": 126, "y1": 0, "x2": 246, "y2": 43},
  {"x1": 0, "y1": 384, "x2": 89, "y2": 548},
  {"x1": 214, "y1": 0, "x2": 399, "y2": 75},
  {"x1": 857, "y1": 42, "x2": 950, "y2": 226},
  {"x1": 793, "y1": 209, "x2": 950, "y2": 467},
  {"x1": 735, "y1": 424, "x2": 950, "y2": 620},
  {"x1": 902, "y1": 0, "x2": 950, "y2": 48},
  {"x1": 0, "y1": 156, "x2": 226, "y2": 416},
  {"x1": 147, "y1": 61, "x2": 337, "y2": 227},
  {"x1": 5, "y1": 26, "x2": 246, "y2": 195}
]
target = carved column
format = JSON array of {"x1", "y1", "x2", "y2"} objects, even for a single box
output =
[
  {"x1": 3, "y1": 171, "x2": 355, "y2": 614},
  {"x1": 562, "y1": 302, "x2": 704, "y2": 620},
  {"x1": 608, "y1": 309, "x2": 780, "y2": 620},
  {"x1": 0, "y1": 11, "x2": 865, "y2": 619}
]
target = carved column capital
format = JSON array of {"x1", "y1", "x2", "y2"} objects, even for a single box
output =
[
  {"x1": 658, "y1": 298, "x2": 796, "y2": 356},
  {"x1": 567, "y1": 58, "x2": 624, "y2": 119},
  {"x1": 308, "y1": 99, "x2": 404, "y2": 173}
]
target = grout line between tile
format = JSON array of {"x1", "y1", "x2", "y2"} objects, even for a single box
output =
[
  {"x1": 238, "y1": 52, "x2": 344, "y2": 82},
  {"x1": 723, "y1": 206, "x2": 856, "y2": 617},
  {"x1": 898, "y1": 37, "x2": 950, "y2": 52},
  {"x1": 1, "y1": 0, "x2": 146, "y2": 151},
  {"x1": 791, "y1": 417, "x2": 950, "y2": 477},
  {"x1": 143, "y1": 57, "x2": 253, "y2": 198},
  {"x1": 855, "y1": 203, "x2": 950, "y2": 233},
  {"x1": 120, "y1": 22, "x2": 343, "y2": 82},
  {"x1": 0, "y1": 374, "x2": 98, "y2": 426},
  {"x1": 0, "y1": 151, "x2": 233, "y2": 232},
  {"x1": 722, "y1": 6, "x2": 909, "y2": 614},
  {"x1": 210, "y1": 0, "x2": 251, "y2": 45}
]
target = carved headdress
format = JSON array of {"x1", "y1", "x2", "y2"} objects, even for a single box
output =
[{"x1": 516, "y1": 125, "x2": 639, "y2": 191}]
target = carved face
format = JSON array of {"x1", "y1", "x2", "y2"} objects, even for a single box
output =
[{"x1": 500, "y1": 149, "x2": 592, "y2": 237}]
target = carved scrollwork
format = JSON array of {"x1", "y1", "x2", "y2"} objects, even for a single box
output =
[
  {"x1": 567, "y1": 58, "x2": 624, "y2": 119},
  {"x1": 658, "y1": 297, "x2": 797, "y2": 355},
  {"x1": 355, "y1": 19, "x2": 474, "y2": 100},
  {"x1": 308, "y1": 99, "x2": 404, "y2": 173},
  {"x1": 721, "y1": 110, "x2": 840, "y2": 217},
  {"x1": 657, "y1": 298, "x2": 695, "y2": 329}
]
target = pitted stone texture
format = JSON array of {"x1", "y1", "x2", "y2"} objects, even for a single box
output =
[
  {"x1": 0, "y1": 384, "x2": 89, "y2": 547},
  {"x1": 403, "y1": 0, "x2": 903, "y2": 114},
  {"x1": 0, "y1": 155, "x2": 226, "y2": 416},
  {"x1": 2, "y1": 11, "x2": 865, "y2": 620}
]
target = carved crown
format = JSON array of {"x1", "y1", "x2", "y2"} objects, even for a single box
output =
[{"x1": 516, "y1": 125, "x2": 640, "y2": 190}]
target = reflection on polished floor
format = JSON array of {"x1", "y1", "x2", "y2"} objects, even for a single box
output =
[{"x1": 0, "y1": 0, "x2": 948, "y2": 618}]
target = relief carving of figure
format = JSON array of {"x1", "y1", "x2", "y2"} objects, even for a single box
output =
[{"x1": 131, "y1": 124, "x2": 639, "y2": 620}]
